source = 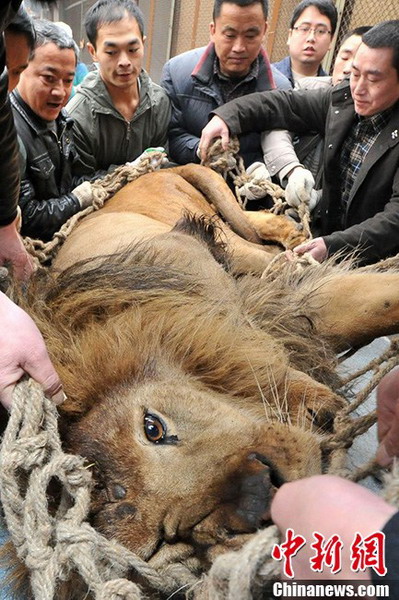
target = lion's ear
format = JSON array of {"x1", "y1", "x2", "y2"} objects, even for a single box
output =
[{"x1": 58, "y1": 395, "x2": 96, "y2": 419}]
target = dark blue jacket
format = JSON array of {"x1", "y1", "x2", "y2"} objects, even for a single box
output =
[
  {"x1": 161, "y1": 43, "x2": 291, "y2": 168},
  {"x1": 273, "y1": 55, "x2": 327, "y2": 87}
]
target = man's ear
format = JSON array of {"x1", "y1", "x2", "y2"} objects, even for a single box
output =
[
  {"x1": 87, "y1": 41, "x2": 97, "y2": 62},
  {"x1": 209, "y1": 21, "x2": 216, "y2": 40},
  {"x1": 262, "y1": 20, "x2": 268, "y2": 40}
]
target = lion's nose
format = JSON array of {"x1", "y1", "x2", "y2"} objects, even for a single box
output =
[{"x1": 236, "y1": 453, "x2": 285, "y2": 527}]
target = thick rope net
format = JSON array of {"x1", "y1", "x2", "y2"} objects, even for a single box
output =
[
  {"x1": 201, "y1": 138, "x2": 312, "y2": 240},
  {"x1": 2, "y1": 338, "x2": 399, "y2": 599},
  {"x1": 22, "y1": 150, "x2": 167, "y2": 266},
  {"x1": 1, "y1": 143, "x2": 399, "y2": 598}
]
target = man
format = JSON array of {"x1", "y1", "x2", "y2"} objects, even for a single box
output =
[
  {"x1": 4, "y1": 5, "x2": 35, "y2": 92},
  {"x1": 273, "y1": 0, "x2": 338, "y2": 86},
  {"x1": 66, "y1": 0, "x2": 171, "y2": 177},
  {"x1": 11, "y1": 19, "x2": 95, "y2": 241},
  {"x1": 200, "y1": 21, "x2": 399, "y2": 266},
  {"x1": 160, "y1": 0, "x2": 291, "y2": 175},
  {"x1": 0, "y1": 1, "x2": 34, "y2": 281},
  {"x1": 263, "y1": 26, "x2": 371, "y2": 208}
]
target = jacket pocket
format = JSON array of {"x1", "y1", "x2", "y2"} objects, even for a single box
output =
[{"x1": 30, "y1": 155, "x2": 55, "y2": 180}]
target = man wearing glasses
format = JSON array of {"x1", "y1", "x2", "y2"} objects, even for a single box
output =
[{"x1": 273, "y1": 0, "x2": 337, "y2": 87}]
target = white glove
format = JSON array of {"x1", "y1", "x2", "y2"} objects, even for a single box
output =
[
  {"x1": 285, "y1": 167, "x2": 316, "y2": 208},
  {"x1": 237, "y1": 161, "x2": 271, "y2": 201},
  {"x1": 126, "y1": 147, "x2": 168, "y2": 170},
  {"x1": 309, "y1": 188, "x2": 322, "y2": 212},
  {"x1": 72, "y1": 180, "x2": 93, "y2": 209}
]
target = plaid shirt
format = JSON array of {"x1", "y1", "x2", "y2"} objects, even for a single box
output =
[
  {"x1": 340, "y1": 108, "x2": 393, "y2": 211},
  {"x1": 213, "y1": 57, "x2": 260, "y2": 103}
]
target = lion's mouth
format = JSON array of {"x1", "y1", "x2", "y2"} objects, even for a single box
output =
[{"x1": 158, "y1": 453, "x2": 285, "y2": 551}]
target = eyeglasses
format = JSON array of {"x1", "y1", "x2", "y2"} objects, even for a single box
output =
[{"x1": 292, "y1": 25, "x2": 331, "y2": 37}]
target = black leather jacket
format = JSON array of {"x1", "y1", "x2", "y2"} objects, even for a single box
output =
[
  {"x1": 0, "y1": 0, "x2": 23, "y2": 226},
  {"x1": 11, "y1": 90, "x2": 83, "y2": 241}
]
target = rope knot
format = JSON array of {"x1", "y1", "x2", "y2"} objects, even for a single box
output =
[
  {"x1": 25, "y1": 543, "x2": 55, "y2": 571},
  {"x1": 97, "y1": 578, "x2": 142, "y2": 600},
  {"x1": 56, "y1": 521, "x2": 94, "y2": 548},
  {"x1": 61, "y1": 456, "x2": 92, "y2": 489},
  {"x1": 14, "y1": 432, "x2": 50, "y2": 465}
]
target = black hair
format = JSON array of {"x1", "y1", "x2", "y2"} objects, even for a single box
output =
[
  {"x1": 6, "y1": 5, "x2": 35, "y2": 52},
  {"x1": 342, "y1": 26, "x2": 372, "y2": 41},
  {"x1": 213, "y1": 0, "x2": 268, "y2": 21},
  {"x1": 32, "y1": 19, "x2": 79, "y2": 63},
  {"x1": 362, "y1": 20, "x2": 399, "y2": 78},
  {"x1": 290, "y1": 0, "x2": 338, "y2": 36},
  {"x1": 85, "y1": 0, "x2": 145, "y2": 48}
]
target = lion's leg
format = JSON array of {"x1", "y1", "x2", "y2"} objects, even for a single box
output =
[
  {"x1": 220, "y1": 226, "x2": 280, "y2": 275},
  {"x1": 245, "y1": 210, "x2": 308, "y2": 249},
  {"x1": 311, "y1": 272, "x2": 399, "y2": 350}
]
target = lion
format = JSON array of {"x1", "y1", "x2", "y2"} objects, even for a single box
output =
[
  {"x1": 53, "y1": 163, "x2": 307, "y2": 276},
  {"x1": 2, "y1": 165, "x2": 399, "y2": 598}
]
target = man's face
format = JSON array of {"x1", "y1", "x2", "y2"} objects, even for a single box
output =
[
  {"x1": 288, "y1": 5, "x2": 332, "y2": 71},
  {"x1": 4, "y1": 30, "x2": 31, "y2": 92},
  {"x1": 350, "y1": 43, "x2": 399, "y2": 117},
  {"x1": 17, "y1": 42, "x2": 75, "y2": 121},
  {"x1": 87, "y1": 15, "x2": 145, "y2": 92},
  {"x1": 210, "y1": 2, "x2": 267, "y2": 79},
  {"x1": 331, "y1": 34, "x2": 362, "y2": 85}
]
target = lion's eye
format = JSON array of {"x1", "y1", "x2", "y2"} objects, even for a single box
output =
[{"x1": 144, "y1": 413, "x2": 166, "y2": 443}]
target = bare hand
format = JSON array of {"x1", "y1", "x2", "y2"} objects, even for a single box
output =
[
  {"x1": 199, "y1": 115, "x2": 230, "y2": 162},
  {"x1": 271, "y1": 475, "x2": 396, "y2": 580},
  {"x1": 294, "y1": 237, "x2": 328, "y2": 262},
  {"x1": 376, "y1": 367, "x2": 399, "y2": 466},
  {"x1": 0, "y1": 218, "x2": 34, "y2": 281},
  {"x1": 0, "y1": 292, "x2": 64, "y2": 410}
]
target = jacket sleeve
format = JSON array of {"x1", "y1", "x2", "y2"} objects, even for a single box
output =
[
  {"x1": 18, "y1": 145, "x2": 81, "y2": 241},
  {"x1": 0, "y1": 56, "x2": 20, "y2": 226},
  {"x1": 323, "y1": 168, "x2": 399, "y2": 264},
  {"x1": 261, "y1": 129, "x2": 301, "y2": 182},
  {"x1": 213, "y1": 87, "x2": 331, "y2": 138},
  {"x1": 371, "y1": 511, "x2": 399, "y2": 595},
  {"x1": 160, "y1": 61, "x2": 201, "y2": 165}
]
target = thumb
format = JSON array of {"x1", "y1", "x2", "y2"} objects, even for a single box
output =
[
  {"x1": 376, "y1": 441, "x2": 393, "y2": 468},
  {"x1": 376, "y1": 420, "x2": 399, "y2": 466},
  {"x1": 23, "y1": 356, "x2": 65, "y2": 405},
  {"x1": 220, "y1": 129, "x2": 230, "y2": 151},
  {"x1": 0, "y1": 384, "x2": 14, "y2": 411}
]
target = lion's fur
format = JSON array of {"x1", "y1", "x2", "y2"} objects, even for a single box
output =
[{"x1": 4, "y1": 168, "x2": 399, "y2": 598}]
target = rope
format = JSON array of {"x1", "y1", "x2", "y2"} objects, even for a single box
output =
[
  {"x1": 23, "y1": 151, "x2": 166, "y2": 266},
  {"x1": 202, "y1": 138, "x2": 312, "y2": 239},
  {"x1": 0, "y1": 379, "x2": 198, "y2": 599},
  {"x1": 191, "y1": 527, "x2": 280, "y2": 600},
  {"x1": 1, "y1": 334, "x2": 398, "y2": 599},
  {"x1": 1, "y1": 141, "x2": 397, "y2": 598}
]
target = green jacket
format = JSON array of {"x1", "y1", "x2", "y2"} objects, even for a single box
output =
[{"x1": 66, "y1": 69, "x2": 171, "y2": 177}]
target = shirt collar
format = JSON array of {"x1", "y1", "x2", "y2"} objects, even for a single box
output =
[{"x1": 356, "y1": 105, "x2": 395, "y2": 132}]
